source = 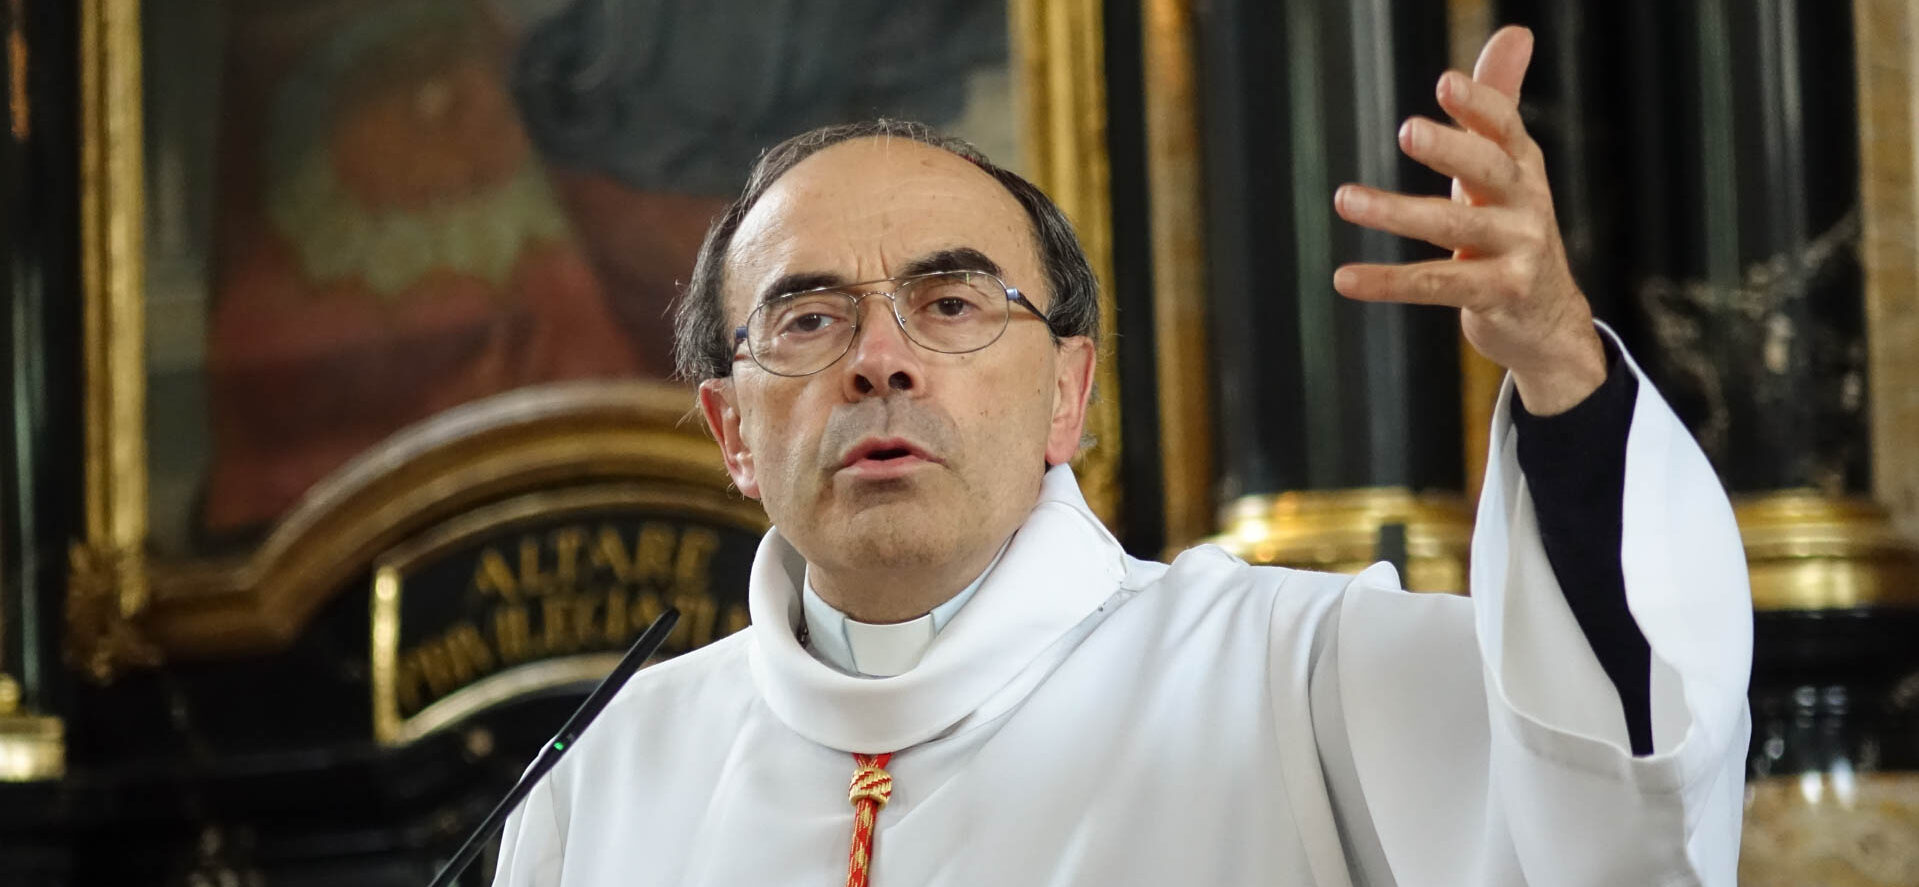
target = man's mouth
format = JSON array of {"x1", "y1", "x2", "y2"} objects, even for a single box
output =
[{"x1": 838, "y1": 437, "x2": 942, "y2": 480}]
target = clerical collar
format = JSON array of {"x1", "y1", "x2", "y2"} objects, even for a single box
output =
[
  {"x1": 747, "y1": 464, "x2": 1129, "y2": 752},
  {"x1": 800, "y1": 538, "x2": 1012, "y2": 678}
]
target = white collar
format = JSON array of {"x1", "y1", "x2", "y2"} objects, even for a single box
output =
[
  {"x1": 746, "y1": 464, "x2": 1127, "y2": 753},
  {"x1": 799, "y1": 539, "x2": 1008, "y2": 678}
]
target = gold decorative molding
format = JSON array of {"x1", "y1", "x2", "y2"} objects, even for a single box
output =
[
  {"x1": 72, "y1": 0, "x2": 151, "y2": 679},
  {"x1": 1853, "y1": 0, "x2": 1919, "y2": 539},
  {"x1": 1141, "y1": 0, "x2": 1216, "y2": 549},
  {"x1": 135, "y1": 381, "x2": 734, "y2": 659},
  {"x1": 1737, "y1": 490, "x2": 1919, "y2": 611},
  {"x1": 1205, "y1": 488, "x2": 1474, "y2": 592},
  {"x1": 1013, "y1": 0, "x2": 1122, "y2": 528}
]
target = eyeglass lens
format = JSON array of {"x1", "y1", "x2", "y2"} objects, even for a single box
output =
[{"x1": 746, "y1": 272, "x2": 1011, "y2": 376}]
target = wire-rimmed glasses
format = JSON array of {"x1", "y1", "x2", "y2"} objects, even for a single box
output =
[{"x1": 732, "y1": 270, "x2": 1051, "y2": 377}]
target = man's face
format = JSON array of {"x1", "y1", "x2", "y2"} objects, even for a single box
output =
[{"x1": 699, "y1": 137, "x2": 1096, "y2": 588}]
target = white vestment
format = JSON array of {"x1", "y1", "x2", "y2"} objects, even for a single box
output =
[{"x1": 494, "y1": 342, "x2": 1752, "y2": 886}]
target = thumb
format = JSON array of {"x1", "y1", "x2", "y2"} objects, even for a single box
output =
[{"x1": 1473, "y1": 25, "x2": 1535, "y2": 99}]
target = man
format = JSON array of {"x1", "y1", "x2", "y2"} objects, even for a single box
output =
[{"x1": 495, "y1": 27, "x2": 1750, "y2": 886}]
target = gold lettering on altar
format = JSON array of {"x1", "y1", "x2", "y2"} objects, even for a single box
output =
[
  {"x1": 394, "y1": 521, "x2": 746, "y2": 717},
  {"x1": 473, "y1": 548, "x2": 518, "y2": 600}
]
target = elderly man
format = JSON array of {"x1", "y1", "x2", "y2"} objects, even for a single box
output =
[{"x1": 494, "y1": 27, "x2": 1749, "y2": 886}]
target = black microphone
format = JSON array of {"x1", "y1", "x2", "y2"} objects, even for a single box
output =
[{"x1": 427, "y1": 608, "x2": 681, "y2": 887}]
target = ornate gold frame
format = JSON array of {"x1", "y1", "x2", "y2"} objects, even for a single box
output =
[
  {"x1": 370, "y1": 484, "x2": 767, "y2": 746},
  {"x1": 71, "y1": 0, "x2": 1127, "y2": 677},
  {"x1": 70, "y1": 0, "x2": 152, "y2": 680},
  {"x1": 1013, "y1": 0, "x2": 1123, "y2": 524}
]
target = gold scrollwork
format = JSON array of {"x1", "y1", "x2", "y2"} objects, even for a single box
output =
[
  {"x1": 64, "y1": 542, "x2": 159, "y2": 682},
  {"x1": 1205, "y1": 488, "x2": 1474, "y2": 592}
]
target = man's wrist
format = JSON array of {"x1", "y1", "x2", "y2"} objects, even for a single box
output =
[{"x1": 1509, "y1": 323, "x2": 1608, "y2": 416}]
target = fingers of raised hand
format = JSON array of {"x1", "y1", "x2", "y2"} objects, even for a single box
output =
[
  {"x1": 1397, "y1": 116, "x2": 1524, "y2": 205},
  {"x1": 1436, "y1": 71, "x2": 1535, "y2": 162},
  {"x1": 1332, "y1": 259, "x2": 1498, "y2": 309},
  {"x1": 1334, "y1": 185, "x2": 1521, "y2": 254},
  {"x1": 1470, "y1": 26, "x2": 1535, "y2": 99}
]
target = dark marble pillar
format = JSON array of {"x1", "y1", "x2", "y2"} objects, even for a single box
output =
[
  {"x1": 1504, "y1": 0, "x2": 1870, "y2": 495},
  {"x1": 1194, "y1": 0, "x2": 1469, "y2": 588},
  {"x1": 1490, "y1": 0, "x2": 1870, "y2": 493},
  {"x1": 1632, "y1": 1, "x2": 1866, "y2": 494}
]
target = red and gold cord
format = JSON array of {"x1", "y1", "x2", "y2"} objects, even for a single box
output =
[{"x1": 845, "y1": 752, "x2": 894, "y2": 887}]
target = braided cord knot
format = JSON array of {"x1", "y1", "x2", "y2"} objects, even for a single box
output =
[
  {"x1": 845, "y1": 752, "x2": 894, "y2": 887},
  {"x1": 849, "y1": 759, "x2": 895, "y2": 808}
]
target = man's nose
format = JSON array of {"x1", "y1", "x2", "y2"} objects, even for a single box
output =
[{"x1": 840, "y1": 295, "x2": 923, "y2": 397}]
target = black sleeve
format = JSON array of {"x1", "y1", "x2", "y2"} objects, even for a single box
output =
[{"x1": 1509, "y1": 336, "x2": 1654, "y2": 756}]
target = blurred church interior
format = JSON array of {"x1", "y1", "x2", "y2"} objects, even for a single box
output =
[{"x1": 2, "y1": 0, "x2": 1916, "y2": 883}]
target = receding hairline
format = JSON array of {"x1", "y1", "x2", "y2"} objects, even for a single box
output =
[
  {"x1": 714, "y1": 135, "x2": 1048, "y2": 320},
  {"x1": 674, "y1": 118, "x2": 1097, "y2": 383}
]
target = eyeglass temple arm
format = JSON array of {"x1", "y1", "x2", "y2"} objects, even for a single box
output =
[{"x1": 1008, "y1": 288, "x2": 1053, "y2": 327}]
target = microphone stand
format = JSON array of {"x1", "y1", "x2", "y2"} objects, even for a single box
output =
[{"x1": 426, "y1": 608, "x2": 680, "y2": 887}]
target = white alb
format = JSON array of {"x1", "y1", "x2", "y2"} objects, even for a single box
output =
[{"x1": 494, "y1": 336, "x2": 1752, "y2": 886}]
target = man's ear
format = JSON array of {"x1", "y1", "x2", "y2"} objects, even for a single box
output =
[
  {"x1": 1043, "y1": 336, "x2": 1097, "y2": 466},
  {"x1": 699, "y1": 378, "x2": 761, "y2": 498}
]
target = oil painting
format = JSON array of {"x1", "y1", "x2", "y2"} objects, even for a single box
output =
[{"x1": 142, "y1": 0, "x2": 1019, "y2": 556}]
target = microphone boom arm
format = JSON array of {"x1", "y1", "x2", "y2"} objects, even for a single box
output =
[{"x1": 426, "y1": 608, "x2": 681, "y2": 887}]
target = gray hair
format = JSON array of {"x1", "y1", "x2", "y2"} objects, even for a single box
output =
[{"x1": 671, "y1": 119, "x2": 1100, "y2": 382}]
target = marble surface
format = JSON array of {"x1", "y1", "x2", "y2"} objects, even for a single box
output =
[{"x1": 1741, "y1": 771, "x2": 1919, "y2": 886}]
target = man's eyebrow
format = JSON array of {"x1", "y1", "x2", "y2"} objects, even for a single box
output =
[
  {"x1": 755, "y1": 248, "x2": 1007, "y2": 304},
  {"x1": 759, "y1": 271, "x2": 848, "y2": 304},
  {"x1": 899, "y1": 247, "x2": 1004, "y2": 279}
]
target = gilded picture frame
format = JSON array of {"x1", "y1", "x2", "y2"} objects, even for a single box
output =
[{"x1": 70, "y1": 0, "x2": 1123, "y2": 679}]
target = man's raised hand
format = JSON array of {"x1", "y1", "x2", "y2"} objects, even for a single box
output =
[{"x1": 1330, "y1": 25, "x2": 1607, "y2": 416}]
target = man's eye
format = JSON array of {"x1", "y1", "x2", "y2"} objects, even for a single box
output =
[
  {"x1": 784, "y1": 313, "x2": 837, "y2": 334},
  {"x1": 931, "y1": 297, "x2": 974, "y2": 318}
]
